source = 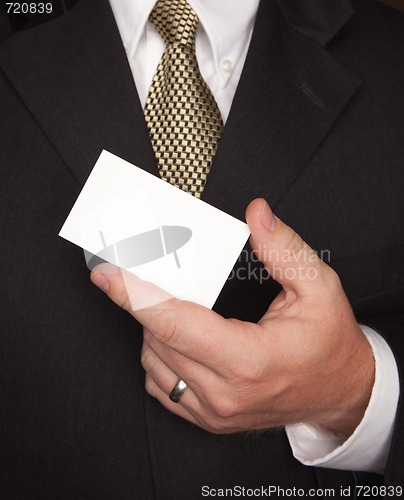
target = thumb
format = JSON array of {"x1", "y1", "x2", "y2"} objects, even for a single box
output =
[{"x1": 246, "y1": 199, "x2": 328, "y2": 294}]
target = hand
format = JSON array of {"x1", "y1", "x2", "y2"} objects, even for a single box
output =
[{"x1": 90, "y1": 199, "x2": 374, "y2": 437}]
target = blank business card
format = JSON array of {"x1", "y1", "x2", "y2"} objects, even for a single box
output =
[{"x1": 59, "y1": 150, "x2": 250, "y2": 310}]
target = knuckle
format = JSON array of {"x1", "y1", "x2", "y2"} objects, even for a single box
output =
[
  {"x1": 209, "y1": 394, "x2": 238, "y2": 419},
  {"x1": 321, "y1": 264, "x2": 342, "y2": 293},
  {"x1": 204, "y1": 422, "x2": 225, "y2": 434},
  {"x1": 202, "y1": 414, "x2": 228, "y2": 434},
  {"x1": 283, "y1": 230, "x2": 305, "y2": 259},
  {"x1": 147, "y1": 309, "x2": 179, "y2": 345},
  {"x1": 120, "y1": 292, "x2": 133, "y2": 313},
  {"x1": 222, "y1": 349, "x2": 264, "y2": 387},
  {"x1": 230, "y1": 359, "x2": 262, "y2": 385},
  {"x1": 328, "y1": 266, "x2": 341, "y2": 286},
  {"x1": 140, "y1": 346, "x2": 150, "y2": 371},
  {"x1": 144, "y1": 374, "x2": 154, "y2": 394}
]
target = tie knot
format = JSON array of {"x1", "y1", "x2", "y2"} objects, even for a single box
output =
[{"x1": 149, "y1": 0, "x2": 199, "y2": 47}]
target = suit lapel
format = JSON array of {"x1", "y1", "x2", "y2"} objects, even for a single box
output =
[
  {"x1": 0, "y1": 0, "x2": 157, "y2": 186},
  {"x1": 0, "y1": 0, "x2": 361, "y2": 218},
  {"x1": 202, "y1": 0, "x2": 362, "y2": 221}
]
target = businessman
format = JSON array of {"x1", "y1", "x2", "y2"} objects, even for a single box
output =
[{"x1": 1, "y1": 0, "x2": 403, "y2": 498}]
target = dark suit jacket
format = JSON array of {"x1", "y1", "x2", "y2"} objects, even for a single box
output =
[{"x1": 1, "y1": 0, "x2": 403, "y2": 498}]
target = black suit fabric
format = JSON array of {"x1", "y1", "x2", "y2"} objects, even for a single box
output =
[{"x1": 0, "y1": 0, "x2": 403, "y2": 498}]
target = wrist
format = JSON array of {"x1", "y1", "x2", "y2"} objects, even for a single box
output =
[{"x1": 317, "y1": 325, "x2": 375, "y2": 437}]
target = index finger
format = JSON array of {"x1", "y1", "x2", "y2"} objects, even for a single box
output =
[{"x1": 90, "y1": 264, "x2": 247, "y2": 371}]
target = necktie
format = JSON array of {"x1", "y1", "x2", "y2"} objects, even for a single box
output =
[{"x1": 144, "y1": 0, "x2": 223, "y2": 198}]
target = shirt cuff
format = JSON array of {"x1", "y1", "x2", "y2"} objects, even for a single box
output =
[{"x1": 285, "y1": 325, "x2": 399, "y2": 473}]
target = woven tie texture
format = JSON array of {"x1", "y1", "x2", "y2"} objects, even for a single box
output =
[{"x1": 144, "y1": 0, "x2": 223, "y2": 198}]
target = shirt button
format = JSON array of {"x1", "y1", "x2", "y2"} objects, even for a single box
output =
[{"x1": 220, "y1": 59, "x2": 233, "y2": 74}]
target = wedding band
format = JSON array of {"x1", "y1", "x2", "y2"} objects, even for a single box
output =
[{"x1": 169, "y1": 378, "x2": 187, "y2": 403}]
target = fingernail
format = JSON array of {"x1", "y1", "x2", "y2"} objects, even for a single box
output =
[
  {"x1": 260, "y1": 200, "x2": 277, "y2": 231},
  {"x1": 91, "y1": 271, "x2": 110, "y2": 293}
]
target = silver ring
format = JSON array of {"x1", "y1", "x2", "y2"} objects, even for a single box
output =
[{"x1": 169, "y1": 378, "x2": 187, "y2": 403}]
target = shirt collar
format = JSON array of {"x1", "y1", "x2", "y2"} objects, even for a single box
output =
[{"x1": 109, "y1": 0, "x2": 260, "y2": 88}]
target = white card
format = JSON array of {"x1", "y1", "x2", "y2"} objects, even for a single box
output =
[{"x1": 59, "y1": 150, "x2": 250, "y2": 309}]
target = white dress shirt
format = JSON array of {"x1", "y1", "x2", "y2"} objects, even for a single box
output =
[{"x1": 108, "y1": 0, "x2": 399, "y2": 474}]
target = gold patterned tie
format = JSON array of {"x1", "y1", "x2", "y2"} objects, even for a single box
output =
[{"x1": 144, "y1": 0, "x2": 223, "y2": 198}]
